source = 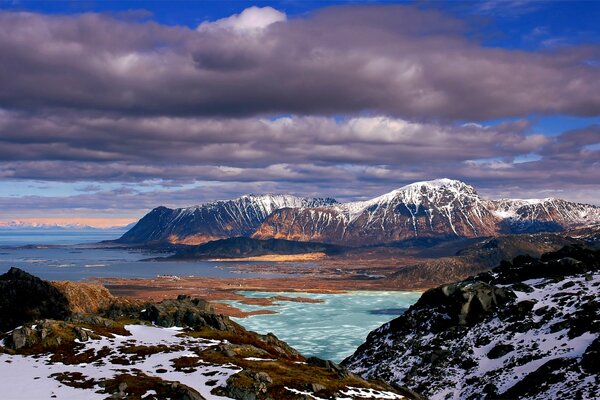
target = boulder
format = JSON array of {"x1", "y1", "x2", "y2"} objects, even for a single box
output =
[{"x1": 0, "y1": 268, "x2": 71, "y2": 332}]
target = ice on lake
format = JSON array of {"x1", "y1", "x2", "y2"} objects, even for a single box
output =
[{"x1": 223, "y1": 290, "x2": 422, "y2": 362}]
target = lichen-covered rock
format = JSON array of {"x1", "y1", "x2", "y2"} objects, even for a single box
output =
[
  {"x1": 138, "y1": 295, "x2": 235, "y2": 332},
  {"x1": 4, "y1": 319, "x2": 99, "y2": 351},
  {"x1": 220, "y1": 370, "x2": 273, "y2": 400}
]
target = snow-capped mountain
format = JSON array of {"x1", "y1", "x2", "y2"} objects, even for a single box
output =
[
  {"x1": 119, "y1": 179, "x2": 600, "y2": 246},
  {"x1": 491, "y1": 198, "x2": 599, "y2": 233},
  {"x1": 0, "y1": 220, "x2": 98, "y2": 230},
  {"x1": 117, "y1": 194, "x2": 337, "y2": 245},
  {"x1": 253, "y1": 179, "x2": 500, "y2": 245},
  {"x1": 342, "y1": 245, "x2": 600, "y2": 400},
  {"x1": 253, "y1": 179, "x2": 599, "y2": 245}
]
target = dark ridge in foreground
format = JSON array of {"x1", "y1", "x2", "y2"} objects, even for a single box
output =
[
  {"x1": 343, "y1": 245, "x2": 600, "y2": 400},
  {"x1": 167, "y1": 237, "x2": 346, "y2": 260}
]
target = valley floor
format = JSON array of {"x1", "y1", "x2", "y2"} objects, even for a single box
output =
[{"x1": 95, "y1": 252, "x2": 429, "y2": 318}]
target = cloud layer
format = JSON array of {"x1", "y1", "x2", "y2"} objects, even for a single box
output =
[
  {"x1": 1, "y1": 6, "x2": 599, "y2": 119},
  {"x1": 0, "y1": 4, "x2": 598, "y2": 221}
]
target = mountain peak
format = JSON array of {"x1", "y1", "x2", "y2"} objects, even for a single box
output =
[
  {"x1": 399, "y1": 178, "x2": 467, "y2": 189},
  {"x1": 364, "y1": 178, "x2": 479, "y2": 208}
]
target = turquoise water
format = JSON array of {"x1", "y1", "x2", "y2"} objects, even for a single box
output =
[{"x1": 225, "y1": 290, "x2": 422, "y2": 362}]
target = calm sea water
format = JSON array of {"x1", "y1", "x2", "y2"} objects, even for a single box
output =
[
  {"x1": 0, "y1": 229, "x2": 126, "y2": 246},
  {"x1": 0, "y1": 230, "x2": 284, "y2": 280}
]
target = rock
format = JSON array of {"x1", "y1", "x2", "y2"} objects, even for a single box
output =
[
  {"x1": 511, "y1": 282, "x2": 534, "y2": 293},
  {"x1": 9, "y1": 326, "x2": 33, "y2": 350},
  {"x1": 117, "y1": 382, "x2": 127, "y2": 395},
  {"x1": 581, "y1": 337, "x2": 600, "y2": 374},
  {"x1": 306, "y1": 356, "x2": 351, "y2": 378},
  {"x1": 138, "y1": 296, "x2": 235, "y2": 332},
  {"x1": 416, "y1": 280, "x2": 516, "y2": 329},
  {"x1": 255, "y1": 372, "x2": 272, "y2": 384},
  {"x1": 487, "y1": 344, "x2": 514, "y2": 359},
  {"x1": 4, "y1": 319, "x2": 100, "y2": 351},
  {"x1": 0, "y1": 268, "x2": 71, "y2": 332},
  {"x1": 220, "y1": 370, "x2": 273, "y2": 400},
  {"x1": 308, "y1": 383, "x2": 326, "y2": 393}
]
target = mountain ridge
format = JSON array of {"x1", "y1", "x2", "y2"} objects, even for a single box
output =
[{"x1": 117, "y1": 179, "x2": 600, "y2": 246}]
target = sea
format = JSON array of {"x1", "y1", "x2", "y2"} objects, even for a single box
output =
[{"x1": 0, "y1": 229, "x2": 421, "y2": 362}]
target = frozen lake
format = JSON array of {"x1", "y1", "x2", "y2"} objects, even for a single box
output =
[{"x1": 224, "y1": 290, "x2": 422, "y2": 362}]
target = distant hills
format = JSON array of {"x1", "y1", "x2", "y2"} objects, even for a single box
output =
[
  {"x1": 0, "y1": 220, "x2": 134, "y2": 231},
  {"x1": 168, "y1": 237, "x2": 345, "y2": 260},
  {"x1": 116, "y1": 179, "x2": 599, "y2": 247}
]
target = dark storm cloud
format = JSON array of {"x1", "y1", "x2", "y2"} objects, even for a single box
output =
[{"x1": 0, "y1": 6, "x2": 599, "y2": 119}]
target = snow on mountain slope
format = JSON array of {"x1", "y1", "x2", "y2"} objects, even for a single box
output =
[
  {"x1": 491, "y1": 198, "x2": 600, "y2": 233},
  {"x1": 119, "y1": 179, "x2": 600, "y2": 246},
  {"x1": 342, "y1": 246, "x2": 600, "y2": 400},
  {"x1": 117, "y1": 194, "x2": 337, "y2": 245},
  {"x1": 254, "y1": 179, "x2": 499, "y2": 245}
]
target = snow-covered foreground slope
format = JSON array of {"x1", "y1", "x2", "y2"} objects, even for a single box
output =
[
  {"x1": 343, "y1": 246, "x2": 600, "y2": 400},
  {"x1": 0, "y1": 322, "x2": 409, "y2": 400},
  {"x1": 0, "y1": 324, "x2": 237, "y2": 400}
]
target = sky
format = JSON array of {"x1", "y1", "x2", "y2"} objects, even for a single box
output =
[{"x1": 0, "y1": 0, "x2": 598, "y2": 226}]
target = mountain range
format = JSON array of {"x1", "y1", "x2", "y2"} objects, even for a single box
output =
[
  {"x1": 116, "y1": 179, "x2": 599, "y2": 246},
  {"x1": 0, "y1": 220, "x2": 134, "y2": 231}
]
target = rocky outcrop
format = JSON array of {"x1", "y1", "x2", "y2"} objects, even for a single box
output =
[
  {"x1": 4, "y1": 319, "x2": 101, "y2": 351},
  {"x1": 0, "y1": 267, "x2": 71, "y2": 332},
  {"x1": 51, "y1": 281, "x2": 117, "y2": 314},
  {"x1": 139, "y1": 295, "x2": 233, "y2": 332},
  {"x1": 343, "y1": 245, "x2": 600, "y2": 400}
]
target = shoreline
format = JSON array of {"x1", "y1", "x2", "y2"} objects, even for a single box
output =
[{"x1": 95, "y1": 274, "x2": 427, "y2": 318}]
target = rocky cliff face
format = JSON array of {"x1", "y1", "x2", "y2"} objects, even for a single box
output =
[
  {"x1": 342, "y1": 245, "x2": 600, "y2": 400},
  {"x1": 117, "y1": 194, "x2": 336, "y2": 245},
  {"x1": 119, "y1": 179, "x2": 600, "y2": 246}
]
